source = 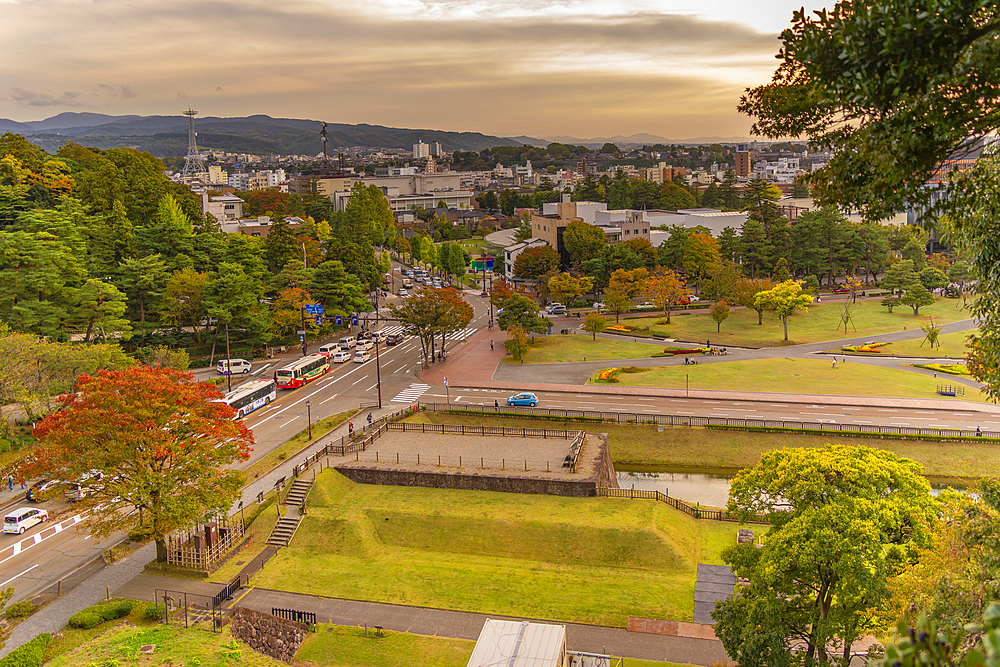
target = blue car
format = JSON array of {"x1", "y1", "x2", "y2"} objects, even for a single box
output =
[{"x1": 507, "y1": 392, "x2": 538, "y2": 407}]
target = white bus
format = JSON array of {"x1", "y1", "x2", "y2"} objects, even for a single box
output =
[{"x1": 218, "y1": 378, "x2": 277, "y2": 419}]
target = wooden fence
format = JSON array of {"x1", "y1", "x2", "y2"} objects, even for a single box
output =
[
  {"x1": 166, "y1": 516, "x2": 246, "y2": 572},
  {"x1": 598, "y1": 487, "x2": 769, "y2": 524}
]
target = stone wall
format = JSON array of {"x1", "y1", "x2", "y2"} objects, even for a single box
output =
[
  {"x1": 335, "y1": 465, "x2": 600, "y2": 497},
  {"x1": 229, "y1": 607, "x2": 307, "y2": 664},
  {"x1": 628, "y1": 616, "x2": 717, "y2": 641},
  {"x1": 593, "y1": 434, "x2": 619, "y2": 489}
]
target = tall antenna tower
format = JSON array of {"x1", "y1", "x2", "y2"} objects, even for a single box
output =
[{"x1": 180, "y1": 108, "x2": 208, "y2": 181}]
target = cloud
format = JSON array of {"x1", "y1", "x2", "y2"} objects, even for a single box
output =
[
  {"x1": 6, "y1": 88, "x2": 83, "y2": 107},
  {"x1": 98, "y1": 84, "x2": 137, "y2": 99}
]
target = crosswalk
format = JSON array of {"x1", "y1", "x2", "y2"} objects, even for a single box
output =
[
  {"x1": 391, "y1": 382, "x2": 431, "y2": 403},
  {"x1": 377, "y1": 325, "x2": 478, "y2": 343}
]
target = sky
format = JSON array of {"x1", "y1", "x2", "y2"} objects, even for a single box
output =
[{"x1": 0, "y1": 0, "x2": 831, "y2": 141}]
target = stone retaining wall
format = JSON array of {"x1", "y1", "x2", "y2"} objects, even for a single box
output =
[{"x1": 229, "y1": 607, "x2": 307, "y2": 664}]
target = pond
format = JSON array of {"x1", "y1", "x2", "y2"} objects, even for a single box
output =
[{"x1": 616, "y1": 468, "x2": 965, "y2": 508}]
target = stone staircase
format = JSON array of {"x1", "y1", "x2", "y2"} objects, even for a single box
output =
[
  {"x1": 266, "y1": 479, "x2": 315, "y2": 547},
  {"x1": 266, "y1": 516, "x2": 301, "y2": 547},
  {"x1": 283, "y1": 479, "x2": 313, "y2": 507}
]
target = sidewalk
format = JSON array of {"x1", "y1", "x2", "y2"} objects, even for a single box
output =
[{"x1": 114, "y1": 573, "x2": 729, "y2": 666}]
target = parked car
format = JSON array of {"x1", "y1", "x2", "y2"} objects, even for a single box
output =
[
  {"x1": 353, "y1": 350, "x2": 372, "y2": 363},
  {"x1": 635, "y1": 301, "x2": 656, "y2": 311},
  {"x1": 217, "y1": 358, "x2": 251, "y2": 375},
  {"x1": 547, "y1": 304, "x2": 567, "y2": 315},
  {"x1": 507, "y1": 392, "x2": 538, "y2": 407},
  {"x1": 26, "y1": 479, "x2": 64, "y2": 502},
  {"x1": 832, "y1": 286, "x2": 850, "y2": 294},
  {"x1": 3, "y1": 507, "x2": 48, "y2": 534},
  {"x1": 331, "y1": 350, "x2": 352, "y2": 363},
  {"x1": 386, "y1": 334, "x2": 402, "y2": 346}
]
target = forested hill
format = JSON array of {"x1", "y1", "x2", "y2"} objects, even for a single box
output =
[{"x1": 0, "y1": 113, "x2": 522, "y2": 156}]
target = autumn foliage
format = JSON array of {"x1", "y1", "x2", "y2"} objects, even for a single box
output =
[{"x1": 27, "y1": 366, "x2": 252, "y2": 561}]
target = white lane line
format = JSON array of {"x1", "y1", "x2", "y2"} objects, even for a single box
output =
[
  {"x1": 0, "y1": 513, "x2": 87, "y2": 566},
  {"x1": 252, "y1": 363, "x2": 272, "y2": 376},
  {"x1": 710, "y1": 413, "x2": 730, "y2": 417},
  {"x1": 878, "y1": 409, "x2": 897, "y2": 412},
  {"x1": 319, "y1": 394, "x2": 339, "y2": 405},
  {"x1": 351, "y1": 377, "x2": 364, "y2": 385},
  {"x1": 0, "y1": 564, "x2": 39, "y2": 588},
  {"x1": 890, "y1": 422, "x2": 912, "y2": 426},
  {"x1": 394, "y1": 365, "x2": 408, "y2": 373},
  {"x1": 455, "y1": 396, "x2": 464, "y2": 403},
  {"x1": 278, "y1": 415, "x2": 302, "y2": 428},
  {"x1": 366, "y1": 384, "x2": 378, "y2": 391},
  {"x1": 914, "y1": 411, "x2": 935, "y2": 414}
]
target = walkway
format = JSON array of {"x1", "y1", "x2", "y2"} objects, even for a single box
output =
[{"x1": 113, "y1": 573, "x2": 730, "y2": 666}]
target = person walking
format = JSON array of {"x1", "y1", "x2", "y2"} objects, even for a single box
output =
[
  {"x1": 348, "y1": 421, "x2": 354, "y2": 436},
  {"x1": 7, "y1": 476, "x2": 12, "y2": 492},
  {"x1": 494, "y1": 399, "x2": 499, "y2": 411},
  {"x1": 832, "y1": 358, "x2": 838, "y2": 369},
  {"x1": 490, "y1": 340, "x2": 494, "y2": 351},
  {"x1": 367, "y1": 413, "x2": 373, "y2": 426}
]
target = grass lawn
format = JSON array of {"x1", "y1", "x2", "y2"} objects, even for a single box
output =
[
  {"x1": 252, "y1": 470, "x2": 752, "y2": 627},
  {"x1": 613, "y1": 298, "x2": 971, "y2": 348},
  {"x1": 502, "y1": 334, "x2": 664, "y2": 364},
  {"x1": 405, "y1": 412, "x2": 1000, "y2": 481},
  {"x1": 243, "y1": 409, "x2": 358, "y2": 480},
  {"x1": 589, "y1": 357, "x2": 989, "y2": 403},
  {"x1": 300, "y1": 625, "x2": 474, "y2": 667},
  {"x1": 834, "y1": 329, "x2": 975, "y2": 358},
  {"x1": 46, "y1": 622, "x2": 284, "y2": 667}
]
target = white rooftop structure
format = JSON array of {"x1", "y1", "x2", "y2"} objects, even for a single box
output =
[{"x1": 467, "y1": 619, "x2": 567, "y2": 667}]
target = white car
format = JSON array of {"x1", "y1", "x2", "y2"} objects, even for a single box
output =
[
  {"x1": 353, "y1": 350, "x2": 372, "y2": 363},
  {"x1": 3, "y1": 507, "x2": 48, "y2": 534},
  {"x1": 217, "y1": 358, "x2": 251, "y2": 375},
  {"x1": 331, "y1": 350, "x2": 352, "y2": 363}
]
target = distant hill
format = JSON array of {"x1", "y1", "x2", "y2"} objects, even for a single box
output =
[
  {"x1": 0, "y1": 113, "x2": 523, "y2": 157},
  {"x1": 542, "y1": 133, "x2": 756, "y2": 147}
]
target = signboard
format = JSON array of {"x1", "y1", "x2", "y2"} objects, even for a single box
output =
[
  {"x1": 314, "y1": 315, "x2": 323, "y2": 326},
  {"x1": 470, "y1": 257, "x2": 495, "y2": 271},
  {"x1": 444, "y1": 376, "x2": 448, "y2": 387},
  {"x1": 305, "y1": 304, "x2": 324, "y2": 315},
  {"x1": 351, "y1": 315, "x2": 359, "y2": 326},
  {"x1": 335, "y1": 315, "x2": 343, "y2": 326}
]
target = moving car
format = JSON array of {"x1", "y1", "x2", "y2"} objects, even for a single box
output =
[
  {"x1": 3, "y1": 507, "x2": 48, "y2": 534},
  {"x1": 217, "y1": 358, "x2": 251, "y2": 375},
  {"x1": 318, "y1": 343, "x2": 340, "y2": 356},
  {"x1": 507, "y1": 392, "x2": 538, "y2": 407},
  {"x1": 398, "y1": 289, "x2": 409, "y2": 298},
  {"x1": 357, "y1": 339, "x2": 375, "y2": 352},
  {"x1": 832, "y1": 286, "x2": 851, "y2": 294},
  {"x1": 26, "y1": 479, "x2": 63, "y2": 502},
  {"x1": 386, "y1": 334, "x2": 402, "y2": 346},
  {"x1": 547, "y1": 304, "x2": 567, "y2": 315},
  {"x1": 331, "y1": 350, "x2": 352, "y2": 363},
  {"x1": 353, "y1": 350, "x2": 372, "y2": 363}
]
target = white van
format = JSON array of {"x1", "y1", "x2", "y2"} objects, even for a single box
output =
[
  {"x1": 357, "y1": 339, "x2": 374, "y2": 352},
  {"x1": 217, "y1": 358, "x2": 252, "y2": 375},
  {"x1": 3, "y1": 507, "x2": 48, "y2": 534},
  {"x1": 331, "y1": 350, "x2": 352, "y2": 363},
  {"x1": 318, "y1": 343, "x2": 340, "y2": 356},
  {"x1": 339, "y1": 336, "x2": 357, "y2": 350},
  {"x1": 353, "y1": 350, "x2": 372, "y2": 363},
  {"x1": 370, "y1": 330, "x2": 387, "y2": 344}
]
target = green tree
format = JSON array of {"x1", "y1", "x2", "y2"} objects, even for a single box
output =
[
  {"x1": 310, "y1": 260, "x2": 370, "y2": 318},
  {"x1": 513, "y1": 216, "x2": 533, "y2": 243},
  {"x1": 657, "y1": 182, "x2": 696, "y2": 210},
  {"x1": 901, "y1": 284, "x2": 935, "y2": 315},
  {"x1": 263, "y1": 219, "x2": 300, "y2": 273},
  {"x1": 740, "y1": 219, "x2": 773, "y2": 278},
  {"x1": 562, "y1": 220, "x2": 607, "y2": 267},
  {"x1": 583, "y1": 311, "x2": 605, "y2": 340},
  {"x1": 683, "y1": 233, "x2": 721, "y2": 282},
  {"x1": 657, "y1": 225, "x2": 692, "y2": 270},
  {"x1": 504, "y1": 325, "x2": 530, "y2": 363},
  {"x1": 72, "y1": 279, "x2": 130, "y2": 343},
  {"x1": 715, "y1": 445, "x2": 935, "y2": 667},
  {"x1": 709, "y1": 300, "x2": 730, "y2": 332},
  {"x1": 919, "y1": 267, "x2": 949, "y2": 292},
  {"x1": 547, "y1": 272, "x2": 593, "y2": 307},
  {"x1": 513, "y1": 246, "x2": 559, "y2": 281},
  {"x1": 881, "y1": 295, "x2": 901, "y2": 313},
  {"x1": 0, "y1": 230, "x2": 86, "y2": 337},
  {"x1": 882, "y1": 260, "x2": 919, "y2": 295},
  {"x1": 753, "y1": 279, "x2": 813, "y2": 341},
  {"x1": 26, "y1": 366, "x2": 251, "y2": 563},
  {"x1": 497, "y1": 293, "x2": 550, "y2": 334},
  {"x1": 202, "y1": 263, "x2": 271, "y2": 348},
  {"x1": 158, "y1": 268, "x2": 209, "y2": 343},
  {"x1": 345, "y1": 182, "x2": 395, "y2": 246}
]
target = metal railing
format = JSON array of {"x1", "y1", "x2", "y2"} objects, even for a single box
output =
[
  {"x1": 598, "y1": 487, "x2": 769, "y2": 524},
  {"x1": 272, "y1": 607, "x2": 317, "y2": 628},
  {"x1": 385, "y1": 421, "x2": 578, "y2": 439},
  {"x1": 425, "y1": 403, "x2": 999, "y2": 439}
]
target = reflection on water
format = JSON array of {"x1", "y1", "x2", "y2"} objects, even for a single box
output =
[{"x1": 616, "y1": 469, "x2": 961, "y2": 508}]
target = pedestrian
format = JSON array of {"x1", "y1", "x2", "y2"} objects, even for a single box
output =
[
  {"x1": 6, "y1": 476, "x2": 12, "y2": 492},
  {"x1": 707, "y1": 339, "x2": 710, "y2": 347},
  {"x1": 495, "y1": 399, "x2": 499, "y2": 410},
  {"x1": 832, "y1": 358, "x2": 838, "y2": 369},
  {"x1": 977, "y1": 426, "x2": 982, "y2": 437},
  {"x1": 349, "y1": 421, "x2": 354, "y2": 436},
  {"x1": 367, "y1": 413, "x2": 373, "y2": 426},
  {"x1": 491, "y1": 340, "x2": 494, "y2": 351}
]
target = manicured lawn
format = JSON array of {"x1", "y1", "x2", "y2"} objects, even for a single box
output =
[
  {"x1": 300, "y1": 625, "x2": 474, "y2": 667},
  {"x1": 589, "y1": 357, "x2": 989, "y2": 403},
  {"x1": 502, "y1": 334, "x2": 665, "y2": 364},
  {"x1": 46, "y1": 622, "x2": 284, "y2": 667},
  {"x1": 613, "y1": 298, "x2": 971, "y2": 348},
  {"x1": 837, "y1": 328, "x2": 975, "y2": 358},
  {"x1": 252, "y1": 470, "x2": 751, "y2": 627},
  {"x1": 406, "y1": 412, "x2": 1000, "y2": 480}
]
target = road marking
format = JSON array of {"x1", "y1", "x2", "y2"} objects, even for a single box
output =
[
  {"x1": 0, "y1": 512, "x2": 87, "y2": 566},
  {"x1": 704, "y1": 401, "x2": 720, "y2": 404},
  {"x1": 890, "y1": 422, "x2": 912, "y2": 426},
  {"x1": 455, "y1": 396, "x2": 464, "y2": 403},
  {"x1": 351, "y1": 377, "x2": 364, "y2": 385},
  {"x1": 394, "y1": 365, "x2": 408, "y2": 373},
  {"x1": 769, "y1": 404, "x2": 789, "y2": 407},
  {"x1": 914, "y1": 411, "x2": 935, "y2": 414},
  {"x1": 392, "y1": 383, "x2": 431, "y2": 403},
  {"x1": 852, "y1": 420, "x2": 873, "y2": 424},
  {"x1": 278, "y1": 415, "x2": 302, "y2": 428},
  {"x1": 0, "y1": 564, "x2": 39, "y2": 588},
  {"x1": 878, "y1": 409, "x2": 897, "y2": 412},
  {"x1": 319, "y1": 394, "x2": 339, "y2": 405}
]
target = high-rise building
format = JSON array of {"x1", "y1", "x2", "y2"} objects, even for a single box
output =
[
  {"x1": 735, "y1": 151, "x2": 751, "y2": 178},
  {"x1": 413, "y1": 141, "x2": 430, "y2": 159},
  {"x1": 430, "y1": 141, "x2": 442, "y2": 156}
]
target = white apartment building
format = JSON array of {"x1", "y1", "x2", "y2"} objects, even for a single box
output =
[
  {"x1": 413, "y1": 142, "x2": 430, "y2": 159},
  {"x1": 201, "y1": 193, "x2": 245, "y2": 221},
  {"x1": 502, "y1": 237, "x2": 549, "y2": 280}
]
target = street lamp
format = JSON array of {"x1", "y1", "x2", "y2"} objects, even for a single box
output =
[
  {"x1": 224, "y1": 323, "x2": 246, "y2": 394},
  {"x1": 306, "y1": 401, "x2": 312, "y2": 440}
]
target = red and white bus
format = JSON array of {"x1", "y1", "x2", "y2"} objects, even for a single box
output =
[
  {"x1": 275, "y1": 354, "x2": 331, "y2": 389},
  {"x1": 217, "y1": 378, "x2": 277, "y2": 419}
]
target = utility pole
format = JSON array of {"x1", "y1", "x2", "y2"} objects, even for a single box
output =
[
  {"x1": 374, "y1": 337, "x2": 383, "y2": 409},
  {"x1": 300, "y1": 306, "x2": 308, "y2": 357},
  {"x1": 224, "y1": 323, "x2": 246, "y2": 394}
]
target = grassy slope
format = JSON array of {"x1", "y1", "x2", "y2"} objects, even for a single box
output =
[
  {"x1": 614, "y1": 298, "x2": 970, "y2": 348},
  {"x1": 300, "y1": 625, "x2": 475, "y2": 667},
  {"x1": 252, "y1": 470, "x2": 749, "y2": 626},
  {"x1": 590, "y1": 357, "x2": 988, "y2": 402},
  {"x1": 406, "y1": 412, "x2": 999, "y2": 480}
]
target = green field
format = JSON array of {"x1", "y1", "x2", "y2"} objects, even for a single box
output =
[
  {"x1": 406, "y1": 412, "x2": 999, "y2": 480},
  {"x1": 613, "y1": 298, "x2": 971, "y2": 348},
  {"x1": 589, "y1": 357, "x2": 988, "y2": 403},
  {"x1": 300, "y1": 625, "x2": 474, "y2": 667},
  {"x1": 502, "y1": 334, "x2": 664, "y2": 364},
  {"x1": 252, "y1": 470, "x2": 751, "y2": 627}
]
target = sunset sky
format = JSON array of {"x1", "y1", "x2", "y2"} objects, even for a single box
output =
[{"x1": 1, "y1": 0, "x2": 831, "y2": 140}]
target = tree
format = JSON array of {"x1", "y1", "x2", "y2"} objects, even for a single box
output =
[
  {"x1": 514, "y1": 246, "x2": 560, "y2": 281},
  {"x1": 738, "y1": 277, "x2": 776, "y2": 326},
  {"x1": 583, "y1": 312, "x2": 605, "y2": 340},
  {"x1": 389, "y1": 288, "x2": 473, "y2": 367},
  {"x1": 310, "y1": 260, "x2": 370, "y2": 318},
  {"x1": 715, "y1": 445, "x2": 935, "y2": 667},
  {"x1": 919, "y1": 267, "x2": 949, "y2": 292},
  {"x1": 118, "y1": 254, "x2": 169, "y2": 324},
  {"x1": 621, "y1": 237, "x2": 658, "y2": 269},
  {"x1": 0, "y1": 230, "x2": 86, "y2": 337},
  {"x1": 513, "y1": 216, "x2": 533, "y2": 243},
  {"x1": 948, "y1": 260, "x2": 972, "y2": 295},
  {"x1": 709, "y1": 300, "x2": 730, "y2": 332},
  {"x1": 753, "y1": 280, "x2": 813, "y2": 341},
  {"x1": 901, "y1": 284, "x2": 935, "y2": 316},
  {"x1": 881, "y1": 296, "x2": 901, "y2": 313},
  {"x1": 345, "y1": 182, "x2": 395, "y2": 247},
  {"x1": 497, "y1": 293, "x2": 550, "y2": 334},
  {"x1": 26, "y1": 367, "x2": 252, "y2": 562},
  {"x1": 504, "y1": 325, "x2": 529, "y2": 363},
  {"x1": 882, "y1": 259, "x2": 919, "y2": 295},
  {"x1": 683, "y1": 233, "x2": 721, "y2": 281},
  {"x1": 263, "y1": 219, "x2": 300, "y2": 273},
  {"x1": 657, "y1": 182, "x2": 696, "y2": 210},
  {"x1": 562, "y1": 220, "x2": 607, "y2": 267},
  {"x1": 158, "y1": 268, "x2": 209, "y2": 343},
  {"x1": 643, "y1": 270, "x2": 688, "y2": 324},
  {"x1": 547, "y1": 272, "x2": 593, "y2": 307},
  {"x1": 72, "y1": 279, "x2": 130, "y2": 343},
  {"x1": 876, "y1": 603, "x2": 1000, "y2": 667}
]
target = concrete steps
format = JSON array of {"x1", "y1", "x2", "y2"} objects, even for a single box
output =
[
  {"x1": 266, "y1": 516, "x2": 301, "y2": 547},
  {"x1": 283, "y1": 479, "x2": 313, "y2": 507}
]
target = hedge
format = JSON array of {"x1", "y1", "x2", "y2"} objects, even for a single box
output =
[
  {"x1": 143, "y1": 602, "x2": 167, "y2": 620},
  {"x1": 706, "y1": 424, "x2": 998, "y2": 443},
  {"x1": 0, "y1": 633, "x2": 51, "y2": 667},
  {"x1": 68, "y1": 599, "x2": 133, "y2": 629},
  {"x1": 3, "y1": 600, "x2": 33, "y2": 620}
]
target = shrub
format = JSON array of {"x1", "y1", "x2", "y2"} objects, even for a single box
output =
[
  {"x1": 143, "y1": 602, "x2": 167, "y2": 620},
  {"x1": 597, "y1": 368, "x2": 620, "y2": 382},
  {"x1": 3, "y1": 600, "x2": 33, "y2": 620},
  {"x1": 0, "y1": 440, "x2": 10, "y2": 453},
  {"x1": 621, "y1": 366, "x2": 649, "y2": 373},
  {"x1": 68, "y1": 600, "x2": 133, "y2": 629},
  {"x1": 0, "y1": 633, "x2": 51, "y2": 667},
  {"x1": 67, "y1": 610, "x2": 103, "y2": 629}
]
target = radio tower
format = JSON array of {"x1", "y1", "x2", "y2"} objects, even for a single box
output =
[{"x1": 180, "y1": 108, "x2": 208, "y2": 181}]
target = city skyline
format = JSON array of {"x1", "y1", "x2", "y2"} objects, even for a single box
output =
[{"x1": 1, "y1": 0, "x2": 833, "y2": 139}]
